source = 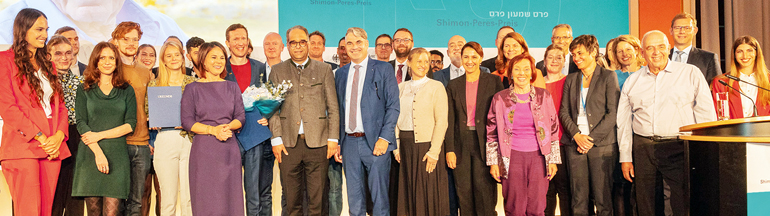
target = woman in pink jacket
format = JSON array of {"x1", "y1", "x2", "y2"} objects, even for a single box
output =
[
  {"x1": 486, "y1": 53, "x2": 561, "y2": 216},
  {"x1": 0, "y1": 8, "x2": 71, "y2": 216}
]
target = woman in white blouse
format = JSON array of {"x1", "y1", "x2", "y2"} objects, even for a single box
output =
[{"x1": 711, "y1": 35, "x2": 770, "y2": 117}]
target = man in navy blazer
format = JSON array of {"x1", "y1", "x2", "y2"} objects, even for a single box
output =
[
  {"x1": 335, "y1": 27, "x2": 400, "y2": 216},
  {"x1": 222, "y1": 24, "x2": 274, "y2": 216}
]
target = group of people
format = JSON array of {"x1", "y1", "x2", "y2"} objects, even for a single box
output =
[{"x1": 1, "y1": 7, "x2": 768, "y2": 216}]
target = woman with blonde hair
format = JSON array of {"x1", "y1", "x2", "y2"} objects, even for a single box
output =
[
  {"x1": 146, "y1": 41, "x2": 197, "y2": 216},
  {"x1": 612, "y1": 35, "x2": 645, "y2": 89},
  {"x1": 711, "y1": 35, "x2": 770, "y2": 118}
]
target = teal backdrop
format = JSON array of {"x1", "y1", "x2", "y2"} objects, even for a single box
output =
[{"x1": 279, "y1": 0, "x2": 629, "y2": 48}]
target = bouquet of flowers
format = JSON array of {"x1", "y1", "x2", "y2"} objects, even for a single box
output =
[{"x1": 242, "y1": 80, "x2": 293, "y2": 119}]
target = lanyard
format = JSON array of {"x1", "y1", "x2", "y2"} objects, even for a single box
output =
[{"x1": 580, "y1": 73, "x2": 588, "y2": 111}]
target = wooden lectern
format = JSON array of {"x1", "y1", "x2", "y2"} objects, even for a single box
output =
[{"x1": 679, "y1": 116, "x2": 770, "y2": 216}]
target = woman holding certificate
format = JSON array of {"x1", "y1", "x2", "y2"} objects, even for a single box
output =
[
  {"x1": 145, "y1": 41, "x2": 197, "y2": 216},
  {"x1": 71, "y1": 41, "x2": 137, "y2": 216},
  {"x1": 181, "y1": 41, "x2": 245, "y2": 216}
]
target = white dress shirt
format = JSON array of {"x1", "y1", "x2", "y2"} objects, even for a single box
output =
[
  {"x1": 616, "y1": 61, "x2": 716, "y2": 162},
  {"x1": 70, "y1": 61, "x2": 81, "y2": 76},
  {"x1": 562, "y1": 53, "x2": 572, "y2": 75},
  {"x1": 671, "y1": 45, "x2": 693, "y2": 63},
  {"x1": 396, "y1": 59, "x2": 408, "y2": 83},
  {"x1": 345, "y1": 58, "x2": 368, "y2": 133},
  {"x1": 36, "y1": 69, "x2": 53, "y2": 117},
  {"x1": 739, "y1": 72, "x2": 759, "y2": 117},
  {"x1": 449, "y1": 63, "x2": 465, "y2": 80}
]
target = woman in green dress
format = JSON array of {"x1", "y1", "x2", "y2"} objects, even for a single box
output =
[{"x1": 72, "y1": 42, "x2": 137, "y2": 216}]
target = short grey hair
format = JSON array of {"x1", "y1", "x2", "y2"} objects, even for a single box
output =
[
  {"x1": 345, "y1": 27, "x2": 367, "y2": 40},
  {"x1": 285, "y1": 25, "x2": 308, "y2": 42},
  {"x1": 641, "y1": 30, "x2": 669, "y2": 47},
  {"x1": 552, "y1": 24, "x2": 572, "y2": 36}
]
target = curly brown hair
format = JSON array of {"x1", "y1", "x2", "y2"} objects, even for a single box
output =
[
  {"x1": 13, "y1": 8, "x2": 63, "y2": 107},
  {"x1": 82, "y1": 42, "x2": 129, "y2": 90}
]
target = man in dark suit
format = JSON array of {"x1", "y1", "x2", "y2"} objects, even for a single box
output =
[
  {"x1": 55, "y1": 26, "x2": 87, "y2": 76},
  {"x1": 222, "y1": 24, "x2": 275, "y2": 216},
  {"x1": 269, "y1": 25, "x2": 340, "y2": 216},
  {"x1": 536, "y1": 24, "x2": 578, "y2": 76},
  {"x1": 480, "y1": 26, "x2": 515, "y2": 71},
  {"x1": 434, "y1": 35, "x2": 492, "y2": 87},
  {"x1": 669, "y1": 12, "x2": 722, "y2": 84},
  {"x1": 374, "y1": 34, "x2": 393, "y2": 62},
  {"x1": 390, "y1": 28, "x2": 414, "y2": 83},
  {"x1": 309, "y1": 30, "x2": 339, "y2": 71},
  {"x1": 335, "y1": 27, "x2": 400, "y2": 216},
  {"x1": 558, "y1": 35, "x2": 620, "y2": 216}
]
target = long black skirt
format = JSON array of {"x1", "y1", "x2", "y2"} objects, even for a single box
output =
[{"x1": 397, "y1": 131, "x2": 450, "y2": 216}]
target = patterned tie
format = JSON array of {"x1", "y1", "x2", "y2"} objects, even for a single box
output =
[
  {"x1": 349, "y1": 65, "x2": 361, "y2": 131},
  {"x1": 674, "y1": 51, "x2": 684, "y2": 62},
  {"x1": 397, "y1": 64, "x2": 404, "y2": 84}
]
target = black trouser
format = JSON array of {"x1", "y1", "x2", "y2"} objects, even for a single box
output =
[
  {"x1": 453, "y1": 129, "x2": 498, "y2": 216},
  {"x1": 632, "y1": 134, "x2": 687, "y2": 216},
  {"x1": 51, "y1": 124, "x2": 84, "y2": 216},
  {"x1": 545, "y1": 144, "x2": 571, "y2": 216},
  {"x1": 388, "y1": 151, "x2": 399, "y2": 216},
  {"x1": 279, "y1": 135, "x2": 329, "y2": 216},
  {"x1": 566, "y1": 144, "x2": 617, "y2": 216}
]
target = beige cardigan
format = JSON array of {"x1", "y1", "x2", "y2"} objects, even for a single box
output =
[{"x1": 394, "y1": 78, "x2": 448, "y2": 160}]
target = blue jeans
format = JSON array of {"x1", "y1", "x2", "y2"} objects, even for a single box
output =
[
  {"x1": 242, "y1": 143, "x2": 274, "y2": 216},
  {"x1": 125, "y1": 144, "x2": 152, "y2": 216}
]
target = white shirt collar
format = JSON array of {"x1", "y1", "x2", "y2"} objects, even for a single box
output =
[
  {"x1": 450, "y1": 63, "x2": 464, "y2": 73},
  {"x1": 292, "y1": 58, "x2": 309, "y2": 67},
  {"x1": 673, "y1": 45, "x2": 693, "y2": 55},
  {"x1": 396, "y1": 58, "x2": 407, "y2": 66},
  {"x1": 352, "y1": 57, "x2": 369, "y2": 69}
]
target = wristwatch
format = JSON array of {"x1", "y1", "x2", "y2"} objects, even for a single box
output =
[{"x1": 34, "y1": 131, "x2": 43, "y2": 139}]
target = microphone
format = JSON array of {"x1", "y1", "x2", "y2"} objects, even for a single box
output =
[
  {"x1": 718, "y1": 79, "x2": 758, "y2": 117},
  {"x1": 725, "y1": 74, "x2": 770, "y2": 92}
]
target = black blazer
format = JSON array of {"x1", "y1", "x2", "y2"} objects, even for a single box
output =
[
  {"x1": 536, "y1": 56, "x2": 579, "y2": 77},
  {"x1": 669, "y1": 47, "x2": 722, "y2": 84},
  {"x1": 558, "y1": 66, "x2": 619, "y2": 147},
  {"x1": 388, "y1": 60, "x2": 433, "y2": 81},
  {"x1": 77, "y1": 61, "x2": 86, "y2": 75},
  {"x1": 445, "y1": 72, "x2": 504, "y2": 159},
  {"x1": 480, "y1": 55, "x2": 497, "y2": 72}
]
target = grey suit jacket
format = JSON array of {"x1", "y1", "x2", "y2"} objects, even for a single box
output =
[
  {"x1": 558, "y1": 66, "x2": 620, "y2": 147},
  {"x1": 268, "y1": 59, "x2": 340, "y2": 148}
]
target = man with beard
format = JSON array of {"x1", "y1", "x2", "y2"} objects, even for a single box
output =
[
  {"x1": 480, "y1": 26, "x2": 514, "y2": 70},
  {"x1": 221, "y1": 24, "x2": 273, "y2": 216},
  {"x1": 111, "y1": 21, "x2": 153, "y2": 216},
  {"x1": 375, "y1": 34, "x2": 393, "y2": 62},
  {"x1": 309, "y1": 31, "x2": 339, "y2": 71},
  {"x1": 185, "y1": 36, "x2": 204, "y2": 78},
  {"x1": 429, "y1": 50, "x2": 444, "y2": 73},
  {"x1": 389, "y1": 28, "x2": 414, "y2": 84},
  {"x1": 337, "y1": 37, "x2": 351, "y2": 67}
]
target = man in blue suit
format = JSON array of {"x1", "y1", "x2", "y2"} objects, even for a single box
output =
[
  {"x1": 335, "y1": 27, "x2": 400, "y2": 216},
  {"x1": 433, "y1": 35, "x2": 491, "y2": 87},
  {"x1": 222, "y1": 24, "x2": 274, "y2": 216}
]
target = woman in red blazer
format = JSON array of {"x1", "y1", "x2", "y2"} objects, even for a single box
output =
[
  {"x1": 0, "y1": 8, "x2": 71, "y2": 216},
  {"x1": 711, "y1": 35, "x2": 770, "y2": 118}
]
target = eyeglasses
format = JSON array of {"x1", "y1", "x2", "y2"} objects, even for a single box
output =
[
  {"x1": 546, "y1": 56, "x2": 564, "y2": 62},
  {"x1": 552, "y1": 36, "x2": 571, "y2": 41},
  {"x1": 376, "y1": 43, "x2": 391, "y2": 48},
  {"x1": 393, "y1": 38, "x2": 412, "y2": 44},
  {"x1": 672, "y1": 26, "x2": 693, "y2": 32},
  {"x1": 52, "y1": 51, "x2": 73, "y2": 59},
  {"x1": 288, "y1": 40, "x2": 307, "y2": 48}
]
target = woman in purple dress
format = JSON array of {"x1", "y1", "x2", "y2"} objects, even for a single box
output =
[{"x1": 180, "y1": 42, "x2": 245, "y2": 216}]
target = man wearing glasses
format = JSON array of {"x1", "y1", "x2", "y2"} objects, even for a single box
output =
[
  {"x1": 269, "y1": 25, "x2": 340, "y2": 216},
  {"x1": 536, "y1": 24, "x2": 578, "y2": 76},
  {"x1": 374, "y1": 34, "x2": 393, "y2": 62},
  {"x1": 389, "y1": 28, "x2": 416, "y2": 84},
  {"x1": 111, "y1": 21, "x2": 154, "y2": 216},
  {"x1": 668, "y1": 12, "x2": 722, "y2": 84}
]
